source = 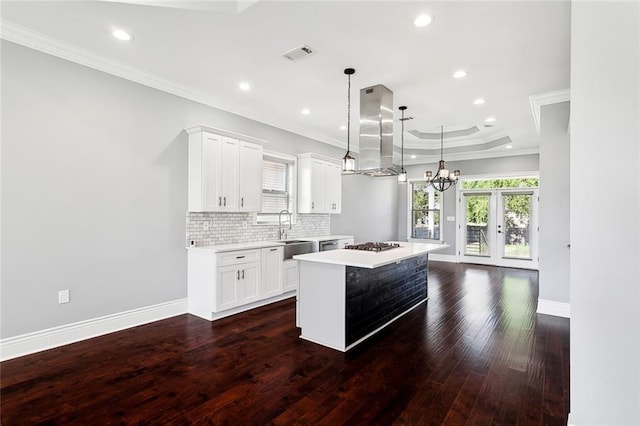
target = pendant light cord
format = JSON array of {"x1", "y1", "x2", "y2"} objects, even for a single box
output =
[
  {"x1": 401, "y1": 109, "x2": 405, "y2": 170},
  {"x1": 347, "y1": 73, "x2": 351, "y2": 152},
  {"x1": 440, "y1": 125, "x2": 444, "y2": 160}
]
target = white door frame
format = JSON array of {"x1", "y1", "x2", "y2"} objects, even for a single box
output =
[{"x1": 455, "y1": 175, "x2": 539, "y2": 270}]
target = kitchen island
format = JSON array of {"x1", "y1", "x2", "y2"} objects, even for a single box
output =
[{"x1": 293, "y1": 241, "x2": 447, "y2": 351}]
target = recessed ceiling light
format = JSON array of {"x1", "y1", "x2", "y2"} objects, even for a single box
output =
[
  {"x1": 411, "y1": 155, "x2": 417, "y2": 159},
  {"x1": 112, "y1": 29, "x2": 133, "y2": 41},
  {"x1": 473, "y1": 98, "x2": 485, "y2": 105},
  {"x1": 485, "y1": 116, "x2": 496, "y2": 123},
  {"x1": 505, "y1": 145, "x2": 513, "y2": 149},
  {"x1": 414, "y1": 14, "x2": 433, "y2": 27},
  {"x1": 339, "y1": 125, "x2": 347, "y2": 130},
  {"x1": 301, "y1": 108, "x2": 311, "y2": 115},
  {"x1": 453, "y1": 70, "x2": 467, "y2": 79},
  {"x1": 239, "y1": 82, "x2": 251, "y2": 91}
]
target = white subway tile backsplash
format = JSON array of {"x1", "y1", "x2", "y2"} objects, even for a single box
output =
[{"x1": 186, "y1": 213, "x2": 330, "y2": 247}]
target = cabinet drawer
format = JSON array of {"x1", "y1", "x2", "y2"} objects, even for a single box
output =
[{"x1": 217, "y1": 249, "x2": 260, "y2": 267}]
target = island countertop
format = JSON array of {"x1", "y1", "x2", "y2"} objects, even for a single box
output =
[{"x1": 293, "y1": 241, "x2": 448, "y2": 269}]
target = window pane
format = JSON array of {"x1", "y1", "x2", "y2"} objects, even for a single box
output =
[
  {"x1": 410, "y1": 182, "x2": 441, "y2": 240},
  {"x1": 412, "y1": 182, "x2": 429, "y2": 209},
  {"x1": 502, "y1": 194, "x2": 532, "y2": 259},
  {"x1": 262, "y1": 193, "x2": 288, "y2": 214},
  {"x1": 262, "y1": 160, "x2": 287, "y2": 192},
  {"x1": 464, "y1": 194, "x2": 490, "y2": 256},
  {"x1": 412, "y1": 210, "x2": 440, "y2": 240},
  {"x1": 462, "y1": 177, "x2": 539, "y2": 190}
]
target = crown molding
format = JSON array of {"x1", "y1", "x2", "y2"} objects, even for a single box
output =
[
  {"x1": 403, "y1": 147, "x2": 539, "y2": 166},
  {"x1": 0, "y1": 19, "x2": 347, "y2": 150},
  {"x1": 529, "y1": 89, "x2": 570, "y2": 134}
]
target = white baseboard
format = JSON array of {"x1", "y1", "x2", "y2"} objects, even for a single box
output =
[
  {"x1": 0, "y1": 298, "x2": 188, "y2": 361},
  {"x1": 567, "y1": 412, "x2": 575, "y2": 425},
  {"x1": 537, "y1": 298, "x2": 571, "y2": 318},
  {"x1": 190, "y1": 291, "x2": 296, "y2": 321},
  {"x1": 428, "y1": 253, "x2": 458, "y2": 263}
]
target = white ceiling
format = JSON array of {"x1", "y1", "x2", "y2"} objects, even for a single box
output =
[{"x1": 1, "y1": 0, "x2": 571, "y2": 164}]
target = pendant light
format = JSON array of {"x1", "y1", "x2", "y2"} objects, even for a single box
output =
[
  {"x1": 342, "y1": 68, "x2": 356, "y2": 173},
  {"x1": 397, "y1": 105, "x2": 408, "y2": 183},
  {"x1": 424, "y1": 125, "x2": 460, "y2": 191}
]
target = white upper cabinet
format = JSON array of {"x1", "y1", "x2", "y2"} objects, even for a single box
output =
[
  {"x1": 186, "y1": 125, "x2": 265, "y2": 212},
  {"x1": 297, "y1": 153, "x2": 342, "y2": 214},
  {"x1": 238, "y1": 141, "x2": 262, "y2": 211},
  {"x1": 324, "y1": 161, "x2": 342, "y2": 213}
]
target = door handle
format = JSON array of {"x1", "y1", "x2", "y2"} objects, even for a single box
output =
[
  {"x1": 219, "y1": 196, "x2": 222, "y2": 206},
  {"x1": 242, "y1": 270, "x2": 245, "y2": 279},
  {"x1": 237, "y1": 270, "x2": 240, "y2": 280},
  {"x1": 241, "y1": 197, "x2": 244, "y2": 207},
  {"x1": 223, "y1": 196, "x2": 226, "y2": 206}
]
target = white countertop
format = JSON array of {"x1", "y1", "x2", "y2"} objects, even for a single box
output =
[
  {"x1": 188, "y1": 241, "x2": 284, "y2": 253},
  {"x1": 297, "y1": 235, "x2": 354, "y2": 242},
  {"x1": 293, "y1": 241, "x2": 448, "y2": 269}
]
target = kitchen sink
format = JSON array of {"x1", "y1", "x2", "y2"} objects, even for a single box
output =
[{"x1": 278, "y1": 240, "x2": 316, "y2": 260}]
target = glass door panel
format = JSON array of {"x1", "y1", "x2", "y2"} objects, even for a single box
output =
[
  {"x1": 500, "y1": 193, "x2": 532, "y2": 260},
  {"x1": 462, "y1": 193, "x2": 493, "y2": 263}
]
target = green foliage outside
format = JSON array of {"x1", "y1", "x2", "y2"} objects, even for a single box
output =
[{"x1": 463, "y1": 178, "x2": 538, "y2": 226}]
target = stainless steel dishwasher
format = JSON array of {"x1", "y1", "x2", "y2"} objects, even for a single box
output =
[{"x1": 319, "y1": 239, "x2": 340, "y2": 251}]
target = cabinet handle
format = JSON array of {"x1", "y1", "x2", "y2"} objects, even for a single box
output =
[
  {"x1": 218, "y1": 196, "x2": 222, "y2": 206},
  {"x1": 223, "y1": 196, "x2": 226, "y2": 206},
  {"x1": 236, "y1": 255, "x2": 245, "y2": 259},
  {"x1": 270, "y1": 248, "x2": 278, "y2": 251},
  {"x1": 242, "y1": 269, "x2": 245, "y2": 279},
  {"x1": 311, "y1": 201, "x2": 314, "y2": 209},
  {"x1": 241, "y1": 197, "x2": 244, "y2": 207},
  {"x1": 237, "y1": 270, "x2": 240, "y2": 280}
]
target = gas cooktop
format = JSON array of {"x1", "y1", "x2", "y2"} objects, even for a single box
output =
[{"x1": 344, "y1": 242, "x2": 401, "y2": 252}]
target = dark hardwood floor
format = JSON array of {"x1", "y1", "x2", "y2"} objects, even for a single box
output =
[{"x1": 1, "y1": 262, "x2": 569, "y2": 425}]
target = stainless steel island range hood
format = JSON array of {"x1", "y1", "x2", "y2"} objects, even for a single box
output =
[{"x1": 357, "y1": 84, "x2": 399, "y2": 176}]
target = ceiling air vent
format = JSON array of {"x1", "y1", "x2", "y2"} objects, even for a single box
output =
[{"x1": 282, "y1": 45, "x2": 317, "y2": 62}]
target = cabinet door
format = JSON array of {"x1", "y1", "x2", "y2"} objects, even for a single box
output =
[
  {"x1": 216, "y1": 265, "x2": 239, "y2": 311},
  {"x1": 238, "y1": 141, "x2": 263, "y2": 212},
  {"x1": 240, "y1": 262, "x2": 260, "y2": 304},
  {"x1": 202, "y1": 132, "x2": 223, "y2": 211},
  {"x1": 283, "y1": 260, "x2": 298, "y2": 293},
  {"x1": 261, "y1": 247, "x2": 283, "y2": 298},
  {"x1": 311, "y1": 159, "x2": 326, "y2": 213},
  {"x1": 220, "y1": 137, "x2": 239, "y2": 210},
  {"x1": 325, "y1": 162, "x2": 342, "y2": 214}
]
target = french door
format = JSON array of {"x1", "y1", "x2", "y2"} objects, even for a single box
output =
[{"x1": 457, "y1": 189, "x2": 538, "y2": 269}]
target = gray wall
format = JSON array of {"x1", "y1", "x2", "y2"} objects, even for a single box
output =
[
  {"x1": 1, "y1": 41, "x2": 343, "y2": 338},
  {"x1": 570, "y1": 2, "x2": 640, "y2": 423},
  {"x1": 538, "y1": 102, "x2": 570, "y2": 304},
  {"x1": 398, "y1": 155, "x2": 539, "y2": 255},
  {"x1": 331, "y1": 175, "x2": 399, "y2": 243}
]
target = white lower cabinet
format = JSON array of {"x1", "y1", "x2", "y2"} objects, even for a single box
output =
[
  {"x1": 261, "y1": 246, "x2": 283, "y2": 298},
  {"x1": 283, "y1": 259, "x2": 299, "y2": 293},
  {"x1": 188, "y1": 245, "x2": 289, "y2": 321},
  {"x1": 214, "y1": 251, "x2": 261, "y2": 312}
]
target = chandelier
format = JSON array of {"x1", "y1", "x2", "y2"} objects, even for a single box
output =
[
  {"x1": 342, "y1": 68, "x2": 356, "y2": 173},
  {"x1": 424, "y1": 125, "x2": 460, "y2": 191}
]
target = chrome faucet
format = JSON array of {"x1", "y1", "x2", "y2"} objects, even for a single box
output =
[{"x1": 278, "y1": 210, "x2": 292, "y2": 240}]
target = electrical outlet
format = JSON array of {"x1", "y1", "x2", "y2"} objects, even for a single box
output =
[{"x1": 58, "y1": 289, "x2": 70, "y2": 304}]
